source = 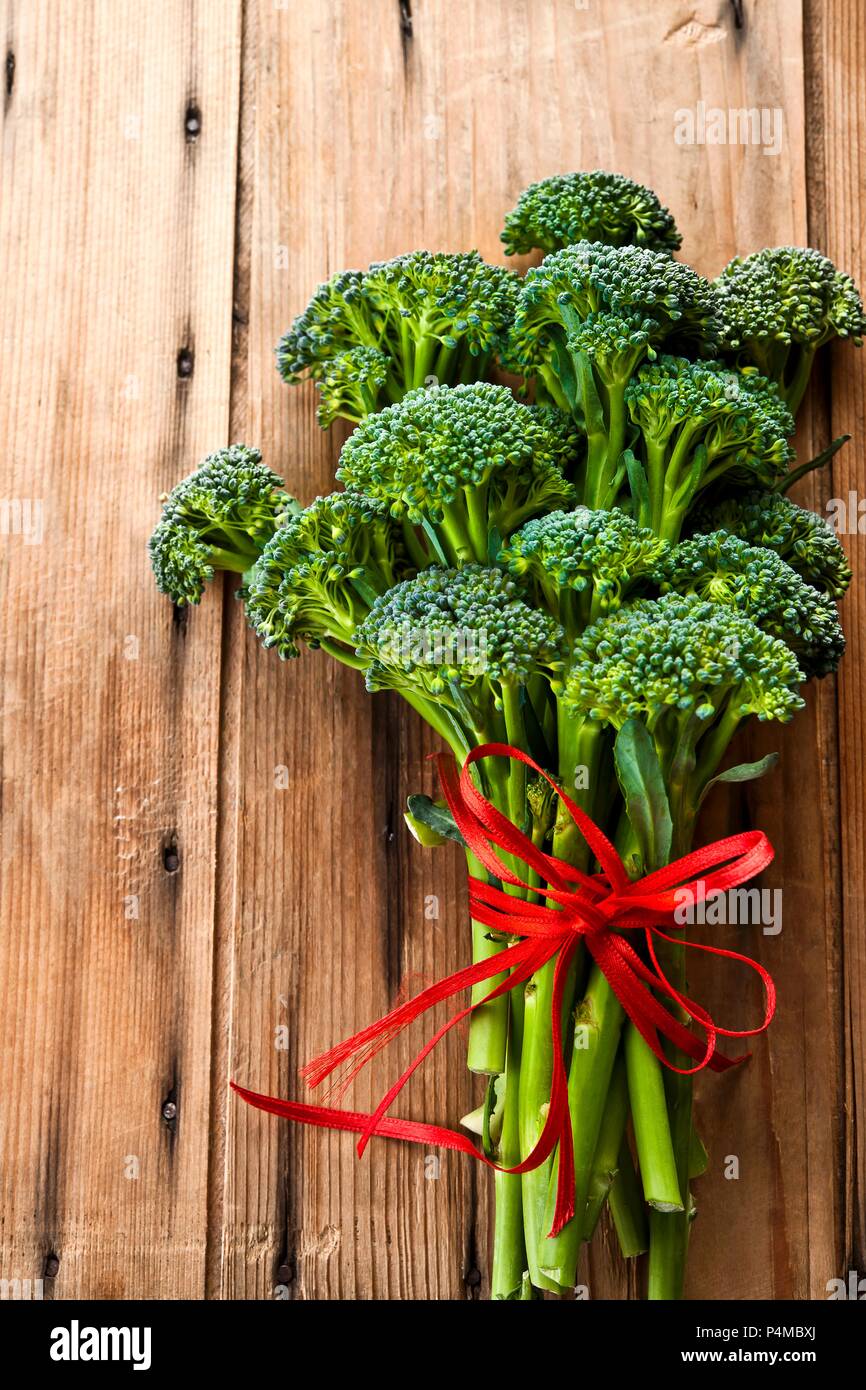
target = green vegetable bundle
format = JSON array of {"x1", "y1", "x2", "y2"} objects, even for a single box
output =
[{"x1": 148, "y1": 170, "x2": 862, "y2": 1300}]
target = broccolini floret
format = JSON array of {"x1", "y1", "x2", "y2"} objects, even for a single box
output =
[
  {"x1": 355, "y1": 565, "x2": 565, "y2": 747},
  {"x1": 498, "y1": 506, "x2": 668, "y2": 639},
  {"x1": 693, "y1": 490, "x2": 852, "y2": 598},
  {"x1": 563, "y1": 592, "x2": 805, "y2": 847},
  {"x1": 624, "y1": 357, "x2": 794, "y2": 540},
  {"x1": 337, "y1": 382, "x2": 577, "y2": 565},
  {"x1": 658, "y1": 531, "x2": 845, "y2": 678},
  {"x1": 507, "y1": 242, "x2": 720, "y2": 508},
  {"x1": 276, "y1": 251, "x2": 520, "y2": 425},
  {"x1": 148, "y1": 445, "x2": 297, "y2": 606},
  {"x1": 715, "y1": 246, "x2": 866, "y2": 412},
  {"x1": 243, "y1": 492, "x2": 408, "y2": 661},
  {"x1": 500, "y1": 170, "x2": 682, "y2": 257}
]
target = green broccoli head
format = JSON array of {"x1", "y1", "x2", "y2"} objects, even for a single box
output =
[
  {"x1": 148, "y1": 444, "x2": 297, "y2": 606},
  {"x1": 562, "y1": 592, "x2": 804, "y2": 831},
  {"x1": 355, "y1": 565, "x2": 565, "y2": 737},
  {"x1": 498, "y1": 506, "x2": 668, "y2": 636},
  {"x1": 625, "y1": 357, "x2": 794, "y2": 539},
  {"x1": 508, "y1": 241, "x2": 720, "y2": 380},
  {"x1": 693, "y1": 490, "x2": 851, "y2": 599},
  {"x1": 243, "y1": 491, "x2": 405, "y2": 660},
  {"x1": 315, "y1": 346, "x2": 390, "y2": 427},
  {"x1": 500, "y1": 170, "x2": 682, "y2": 257},
  {"x1": 658, "y1": 531, "x2": 845, "y2": 678},
  {"x1": 336, "y1": 382, "x2": 577, "y2": 565},
  {"x1": 715, "y1": 246, "x2": 866, "y2": 411},
  {"x1": 276, "y1": 251, "x2": 520, "y2": 424}
]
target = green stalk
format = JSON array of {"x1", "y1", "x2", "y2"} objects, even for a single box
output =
[
  {"x1": 609, "y1": 1139, "x2": 649, "y2": 1258},
  {"x1": 643, "y1": 437, "x2": 668, "y2": 534},
  {"x1": 438, "y1": 500, "x2": 477, "y2": 567},
  {"x1": 784, "y1": 342, "x2": 817, "y2": 415},
  {"x1": 492, "y1": 984, "x2": 529, "y2": 1298},
  {"x1": 646, "y1": 751, "x2": 704, "y2": 1300},
  {"x1": 466, "y1": 692, "x2": 529, "y2": 1076},
  {"x1": 411, "y1": 333, "x2": 440, "y2": 390},
  {"x1": 647, "y1": 1031, "x2": 692, "y2": 1299},
  {"x1": 464, "y1": 483, "x2": 491, "y2": 565},
  {"x1": 624, "y1": 1022, "x2": 683, "y2": 1214},
  {"x1": 207, "y1": 543, "x2": 261, "y2": 572},
  {"x1": 537, "y1": 964, "x2": 623, "y2": 1285},
  {"x1": 582, "y1": 1052, "x2": 630, "y2": 1238},
  {"x1": 600, "y1": 380, "x2": 627, "y2": 508},
  {"x1": 489, "y1": 693, "x2": 536, "y2": 1295},
  {"x1": 521, "y1": 709, "x2": 609, "y2": 1291},
  {"x1": 517, "y1": 703, "x2": 587, "y2": 1294},
  {"x1": 400, "y1": 518, "x2": 432, "y2": 571}
]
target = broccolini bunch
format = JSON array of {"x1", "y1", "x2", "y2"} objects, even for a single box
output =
[{"x1": 147, "y1": 168, "x2": 862, "y2": 1305}]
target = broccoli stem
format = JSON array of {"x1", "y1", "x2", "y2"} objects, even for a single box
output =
[
  {"x1": 438, "y1": 501, "x2": 478, "y2": 566},
  {"x1": 581, "y1": 1050, "x2": 630, "y2": 1239},
  {"x1": 537, "y1": 961, "x2": 623, "y2": 1286},
  {"x1": 643, "y1": 438, "x2": 668, "y2": 534},
  {"x1": 536, "y1": 365, "x2": 573, "y2": 415},
  {"x1": 205, "y1": 544, "x2": 261, "y2": 573},
  {"x1": 411, "y1": 334, "x2": 441, "y2": 390},
  {"x1": 464, "y1": 483, "x2": 491, "y2": 565},
  {"x1": 646, "y1": 712, "x2": 744, "y2": 1298},
  {"x1": 609, "y1": 1137, "x2": 650, "y2": 1259},
  {"x1": 579, "y1": 1047, "x2": 652, "y2": 1260},
  {"x1": 601, "y1": 381, "x2": 628, "y2": 507},
  {"x1": 492, "y1": 964, "x2": 528, "y2": 1298},
  {"x1": 399, "y1": 519, "x2": 431, "y2": 571},
  {"x1": 520, "y1": 709, "x2": 606, "y2": 1291},
  {"x1": 784, "y1": 343, "x2": 817, "y2": 415},
  {"x1": 624, "y1": 1022, "x2": 683, "y2": 1214},
  {"x1": 465, "y1": 750, "x2": 512, "y2": 1077}
]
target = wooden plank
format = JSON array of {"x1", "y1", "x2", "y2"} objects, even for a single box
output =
[
  {"x1": 0, "y1": 1, "x2": 241, "y2": 1298},
  {"x1": 804, "y1": 0, "x2": 866, "y2": 1285},
  {"x1": 220, "y1": 0, "x2": 829, "y2": 1300}
]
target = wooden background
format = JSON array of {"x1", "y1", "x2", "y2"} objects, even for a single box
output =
[{"x1": 1, "y1": 0, "x2": 863, "y2": 1301}]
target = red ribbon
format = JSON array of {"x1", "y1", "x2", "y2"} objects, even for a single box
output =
[{"x1": 232, "y1": 742, "x2": 776, "y2": 1236}]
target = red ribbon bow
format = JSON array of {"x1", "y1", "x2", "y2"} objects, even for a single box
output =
[{"x1": 233, "y1": 743, "x2": 776, "y2": 1236}]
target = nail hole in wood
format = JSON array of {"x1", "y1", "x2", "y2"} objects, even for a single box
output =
[{"x1": 184, "y1": 102, "x2": 201, "y2": 143}]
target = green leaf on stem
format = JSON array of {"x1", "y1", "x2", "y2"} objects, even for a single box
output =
[
  {"x1": 623, "y1": 448, "x2": 650, "y2": 519},
  {"x1": 613, "y1": 718, "x2": 672, "y2": 873},
  {"x1": 775, "y1": 434, "x2": 850, "y2": 494},
  {"x1": 405, "y1": 794, "x2": 466, "y2": 847},
  {"x1": 696, "y1": 752, "x2": 779, "y2": 811}
]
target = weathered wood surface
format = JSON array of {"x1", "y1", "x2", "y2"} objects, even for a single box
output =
[{"x1": 0, "y1": 0, "x2": 862, "y2": 1300}]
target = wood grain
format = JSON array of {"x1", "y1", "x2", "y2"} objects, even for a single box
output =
[
  {"x1": 805, "y1": 0, "x2": 866, "y2": 1285},
  {"x1": 0, "y1": 0, "x2": 861, "y2": 1301},
  {"x1": 0, "y1": 0, "x2": 242, "y2": 1298}
]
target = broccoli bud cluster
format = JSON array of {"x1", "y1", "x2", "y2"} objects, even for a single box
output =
[
  {"x1": 499, "y1": 506, "x2": 668, "y2": 636},
  {"x1": 715, "y1": 246, "x2": 866, "y2": 411},
  {"x1": 148, "y1": 445, "x2": 296, "y2": 606},
  {"x1": 624, "y1": 357, "x2": 794, "y2": 539},
  {"x1": 658, "y1": 530, "x2": 845, "y2": 677},
  {"x1": 693, "y1": 490, "x2": 852, "y2": 599},
  {"x1": 276, "y1": 251, "x2": 520, "y2": 425},
  {"x1": 564, "y1": 591, "x2": 804, "y2": 729},
  {"x1": 337, "y1": 382, "x2": 578, "y2": 563},
  {"x1": 500, "y1": 170, "x2": 682, "y2": 257},
  {"x1": 243, "y1": 492, "x2": 406, "y2": 660}
]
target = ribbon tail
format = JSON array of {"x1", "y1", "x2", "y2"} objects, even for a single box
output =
[{"x1": 300, "y1": 935, "x2": 544, "y2": 1094}]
